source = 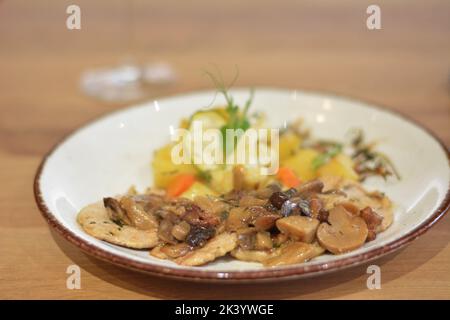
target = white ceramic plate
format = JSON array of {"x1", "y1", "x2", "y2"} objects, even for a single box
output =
[{"x1": 34, "y1": 89, "x2": 450, "y2": 282}]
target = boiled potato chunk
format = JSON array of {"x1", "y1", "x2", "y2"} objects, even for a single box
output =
[
  {"x1": 276, "y1": 216, "x2": 320, "y2": 243},
  {"x1": 180, "y1": 181, "x2": 217, "y2": 200},
  {"x1": 189, "y1": 109, "x2": 227, "y2": 130},
  {"x1": 209, "y1": 167, "x2": 234, "y2": 194},
  {"x1": 242, "y1": 165, "x2": 270, "y2": 190},
  {"x1": 317, "y1": 154, "x2": 359, "y2": 181},
  {"x1": 209, "y1": 165, "x2": 270, "y2": 194},
  {"x1": 281, "y1": 148, "x2": 319, "y2": 181},
  {"x1": 152, "y1": 143, "x2": 197, "y2": 188},
  {"x1": 279, "y1": 131, "x2": 302, "y2": 161}
]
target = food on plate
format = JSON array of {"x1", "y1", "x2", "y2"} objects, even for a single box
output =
[
  {"x1": 316, "y1": 205, "x2": 369, "y2": 254},
  {"x1": 77, "y1": 86, "x2": 397, "y2": 267}
]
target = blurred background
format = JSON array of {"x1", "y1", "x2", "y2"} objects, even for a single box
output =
[
  {"x1": 0, "y1": 0, "x2": 449, "y2": 299},
  {"x1": 1, "y1": 0, "x2": 449, "y2": 156}
]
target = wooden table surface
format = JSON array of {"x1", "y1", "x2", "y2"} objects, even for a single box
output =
[{"x1": 1, "y1": 0, "x2": 449, "y2": 299}]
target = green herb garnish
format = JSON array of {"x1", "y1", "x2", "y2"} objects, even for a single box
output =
[
  {"x1": 312, "y1": 144, "x2": 343, "y2": 170},
  {"x1": 203, "y1": 68, "x2": 254, "y2": 155},
  {"x1": 195, "y1": 168, "x2": 212, "y2": 183},
  {"x1": 348, "y1": 127, "x2": 400, "y2": 181}
]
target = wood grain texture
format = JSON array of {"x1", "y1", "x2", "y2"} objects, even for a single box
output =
[{"x1": 0, "y1": 0, "x2": 449, "y2": 299}]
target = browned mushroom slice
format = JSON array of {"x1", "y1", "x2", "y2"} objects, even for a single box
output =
[
  {"x1": 103, "y1": 197, "x2": 131, "y2": 226},
  {"x1": 319, "y1": 176, "x2": 344, "y2": 192},
  {"x1": 275, "y1": 216, "x2": 320, "y2": 243},
  {"x1": 176, "y1": 232, "x2": 238, "y2": 266},
  {"x1": 226, "y1": 207, "x2": 252, "y2": 231},
  {"x1": 317, "y1": 178, "x2": 393, "y2": 231},
  {"x1": 263, "y1": 242, "x2": 325, "y2": 267},
  {"x1": 194, "y1": 195, "x2": 229, "y2": 216},
  {"x1": 339, "y1": 201, "x2": 360, "y2": 215},
  {"x1": 360, "y1": 206, "x2": 383, "y2": 241},
  {"x1": 233, "y1": 165, "x2": 246, "y2": 191},
  {"x1": 182, "y1": 203, "x2": 220, "y2": 228},
  {"x1": 171, "y1": 221, "x2": 191, "y2": 241},
  {"x1": 296, "y1": 179, "x2": 324, "y2": 195},
  {"x1": 255, "y1": 183, "x2": 281, "y2": 199},
  {"x1": 342, "y1": 181, "x2": 393, "y2": 231},
  {"x1": 159, "y1": 243, "x2": 192, "y2": 259},
  {"x1": 150, "y1": 246, "x2": 169, "y2": 260},
  {"x1": 237, "y1": 195, "x2": 265, "y2": 207},
  {"x1": 158, "y1": 219, "x2": 177, "y2": 244},
  {"x1": 119, "y1": 196, "x2": 159, "y2": 230},
  {"x1": 317, "y1": 205, "x2": 368, "y2": 254},
  {"x1": 252, "y1": 214, "x2": 280, "y2": 231},
  {"x1": 132, "y1": 193, "x2": 167, "y2": 212}
]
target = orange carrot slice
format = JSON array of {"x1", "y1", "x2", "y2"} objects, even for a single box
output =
[
  {"x1": 166, "y1": 174, "x2": 196, "y2": 197},
  {"x1": 277, "y1": 167, "x2": 301, "y2": 188}
]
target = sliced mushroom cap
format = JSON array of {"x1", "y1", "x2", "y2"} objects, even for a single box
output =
[
  {"x1": 276, "y1": 216, "x2": 320, "y2": 243},
  {"x1": 252, "y1": 213, "x2": 280, "y2": 231},
  {"x1": 317, "y1": 205, "x2": 368, "y2": 254}
]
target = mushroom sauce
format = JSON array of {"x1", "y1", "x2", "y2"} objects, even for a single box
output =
[{"x1": 77, "y1": 176, "x2": 392, "y2": 267}]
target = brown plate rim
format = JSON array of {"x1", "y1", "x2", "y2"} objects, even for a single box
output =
[{"x1": 33, "y1": 88, "x2": 450, "y2": 281}]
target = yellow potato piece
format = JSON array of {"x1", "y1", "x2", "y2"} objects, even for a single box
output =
[
  {"x1": 152, "y1": 143, "x2": 197, "y2": 188},
  {"x1": 243, "y1": 165, "x2": 270, "y2": 190},
  {"x1": 209, "y1": 167, "x2": 234, "y2": 194},
  {"x1": 189, "y1": 109, "x2": 227, "y2": 130},
  {"x1": 317, "y1": 154, "x2": 359, "y2": 181},
  {"x1": 180, "y1": 181, "x2": 217, "y2": 200},
  {"x1": 281, "y1": 148, "x2": 319, "y2": 181},
  {"x1": 279, "y1": 131, "x2": 302, "y2": 161}
]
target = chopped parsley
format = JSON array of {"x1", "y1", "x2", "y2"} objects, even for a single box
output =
[
  {"x1": 204, "y1": 68, "x2": 254, "y2": 155},
  {"x1": 312, "y1": 143, "x2": 343, "y2": 170}
]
